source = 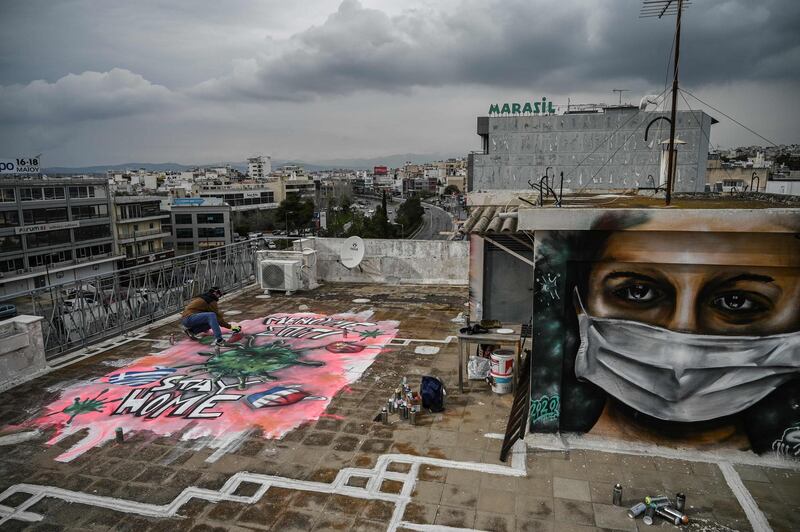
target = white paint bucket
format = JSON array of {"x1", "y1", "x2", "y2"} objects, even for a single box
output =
[
  {"x1": 490, "y1": 349, "x2": 514, "y2": 375},
  {"x1": 490, "y1": 371, "x2": 513, "y2": 394}
]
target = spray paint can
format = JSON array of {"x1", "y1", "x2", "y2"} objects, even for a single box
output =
[
  {"x1": 399, "y1": 403, "x2": 408, "y2": 420},
  {"x1": 381, "y1": 407, "x2": 389, "y2": 425},
  {"x1": 387, "y1": 399, "x2": 395, "y2": 414},
  {"x1": 627, "y1": 502, "x2": 647, "y2": 519},
  {"x1": 410, "y1": 407, "x2": 417, "y2": 425},
  {"x1": 643, "y1": 505, "x2": 655, "y2": 526},
  {"x1": 656, "y1": 506, "x2": 688, "y2": 525},
  {"x1": 676, "y1": 492, "x2": 686, "y2": 512},
  {"x1": 115, "y1": 427, "x2": 124, "y2": 444},
  {"x1": 612, "y1": 484, "x2": 623, "y2": 506},
  {"x1": 644, "y1": 495, "x2": 670, "y2": 508},
  {"x1": 395, "y1": 388, "x2": 402, "y2": 400},
  {"x1": 169, "y1": 333, "x2": 176, "y2": 345}
]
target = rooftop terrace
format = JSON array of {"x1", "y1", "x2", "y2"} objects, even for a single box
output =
[{"x1": 1, "y1": 283, "x2": 798, "y2": 531}]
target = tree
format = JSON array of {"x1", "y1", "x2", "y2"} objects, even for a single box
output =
[
  {"x1": 443, "y1": 184, "x2": 461, "y2": 196},
  {"x1": 395, "y1": 195, "x2": 424, "y2": 235},
  {"x1": 275, "y1": 194, "x2": 314, "y2": 233}
]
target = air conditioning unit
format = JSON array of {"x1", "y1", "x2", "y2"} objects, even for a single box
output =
[
  {"x1": 256, "y1": 249, "x2": 318, "y2": 290},
  {"x1": 258, "y1": 259, "x2": 300, "y2": 293}
]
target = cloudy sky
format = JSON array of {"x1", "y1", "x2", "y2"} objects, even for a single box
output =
[{"x1": 0, "y1": 0, "x2": 798, "y2": 167}]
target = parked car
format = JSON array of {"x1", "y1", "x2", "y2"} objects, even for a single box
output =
[{"x1": 0, "y1": 303, "x2": 17, "y2": 320}]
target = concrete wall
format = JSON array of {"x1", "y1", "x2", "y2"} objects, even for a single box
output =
[
  {"x1": 0, "y1": 315, "x2": 45, "y2": 393},
  {"x1": 294, "y1": 237, "x2": 468, "y2": 285},
  {"x1": 470, "y1": 108, "x2": 713, "y2": 193}
]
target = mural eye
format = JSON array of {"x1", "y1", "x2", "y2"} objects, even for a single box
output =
[
  {"x1": 712, "y1": 292, "x2": 761, "y2": 312},
  {"x1": 615, "y1": 283, "x2": 660, "y2": 303}
]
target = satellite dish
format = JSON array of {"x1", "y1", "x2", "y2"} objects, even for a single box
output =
[{"x1": 340, "y1": 236, "x2": 365, "y2": 269}]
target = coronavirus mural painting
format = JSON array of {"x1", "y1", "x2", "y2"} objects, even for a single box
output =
[
  {"x1": 528, "y1": 210, "x2": 800, "y2": 458},
  {"x1": 11, "y1": 311, "x2": 397, "y2": 462}
]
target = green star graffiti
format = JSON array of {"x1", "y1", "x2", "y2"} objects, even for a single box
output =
[{"x1": 358, "y1": 329, "x2": 382, "y2": 339}]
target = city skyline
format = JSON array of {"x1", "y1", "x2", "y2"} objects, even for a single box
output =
[{"x1": 1, "y1": 0, "x2": 798, "y2": 167}]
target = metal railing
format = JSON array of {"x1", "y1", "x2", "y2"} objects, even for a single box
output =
[{"x1": 1, "y1": 239, "x2": 277, "y2": 360}]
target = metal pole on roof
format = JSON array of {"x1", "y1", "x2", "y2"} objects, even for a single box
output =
[
  {"x1": 640, "y1": 0, "x2": 690, "y2": 206},
  {"x1": 665, "y1": 0, "x2": 683, "y2": 206}
]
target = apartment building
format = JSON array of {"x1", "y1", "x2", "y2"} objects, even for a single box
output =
[
  {"x1": 247, "y1": 156, "x2": 272, "y2": 179},
  {"x1": 0, "y1": 179, "x2": 120, "y2": 296},
  {"x1": 169, "y1": 197, "x2": 232, "y2": 255},
  {"x1": 112, "y1": 195, "x2": 174, "y2": 268},
  {"x1": 198, "y1": 183, "x2": 279, "y2": 212}
]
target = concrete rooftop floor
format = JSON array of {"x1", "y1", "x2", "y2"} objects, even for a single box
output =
[{"x1": 0, "y1": 283, "x2": 798, "y2": 532}]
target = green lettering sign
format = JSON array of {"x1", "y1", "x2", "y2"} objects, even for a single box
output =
[{"x1": 487, "y1": 99, "x2": 557, "y2": 115}]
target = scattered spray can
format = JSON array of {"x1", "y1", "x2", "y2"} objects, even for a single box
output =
[
  {"x1": 169, "y1": 333, "x2": 176, "y2": 345},
  {"x1": 612, "y1": 484, "x2": 623, "y2": 506},
  {"x1": 381, "y1": 407, "x2": 389, "y2": 425},
  {"x1": 410, "y1": 407, "x2": 417, "y2": 425},
  {"x1": 387, "y1": 399, "x2": 395, "y2": 414},
  {"x1": 656, "y1": 506, "x2": 688, "y2": 525},
  {"x1": 676, "y1": 492, "x2": 686, "y2": 512},
  {"x1": 644, "y1": 495, "x2": 671, "y2": 508},
  {"x1": 627, "y1": 502, "x2": 647, "y2": 519},
  {"x1": 395, "y1": 388, "x2": 402, "y2": 400},
  {"x1": 643, "y1": 505, "x2": 655, "y2": 526},
  {"x1": 115, "y1": 427, "x2": 124, "y2": 444},
  {"x1": 399, "y1": 403, "x2": 408, "y2": 420}
]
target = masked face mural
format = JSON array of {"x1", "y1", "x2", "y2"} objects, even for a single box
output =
[
  {"x1": 529, "y1": 212, "x2": 800, "y2": 457},
  {"x1": 5, "y1": 311, "x2": 398, "y2": 462}
]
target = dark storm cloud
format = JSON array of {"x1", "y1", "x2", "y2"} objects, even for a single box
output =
[{"x1": 194, "y1": 0, "x2": 800, "y2": 102}]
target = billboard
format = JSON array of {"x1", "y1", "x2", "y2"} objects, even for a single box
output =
[{"x1": 0, "y1": 157, "x2": 40, "y2": 175}]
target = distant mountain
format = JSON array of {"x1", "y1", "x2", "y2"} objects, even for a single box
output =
[
  {"x1": 42, "y1": 152, "x2": 464, "y2": 175},
  {"x1": 311, "y1": 153, "x2": 464, "y2": 169}
]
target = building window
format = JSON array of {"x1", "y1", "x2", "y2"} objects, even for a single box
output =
[
  {"x1": 176, "y1": 228, "x2": 194, "y2": 239},
  {"x1": 75, "y1": 243, "x2": 112, "y2": 259},
  {"x1": 177, "y1": 242, "x2": 194, "y2": 252},
  {"x1": 0, "y1": 257, "x2": 24, "y2": 273},
  {"x1": 73, "y1": 224, "x2": 111, "y2": 242},
  {"x1": 25, "y1": 229, "x2": 71, "y2": 249},
  {"x1": 198, "y1": 227, "x2": 225, "y2": 238},
  {"x1": 68, "y1": 186, "x2": 96, "y2": 198},
  {"x1": 0, "y1": 236, "x2": 22, "y2": 253},
  {"x1": 0, "y1": 210, "x2": 20, "y2": 227},
  {"x1": 28, "y1": 250, "x2": 72, "y2": 267},
  {"x1": 20, "y1": 188, "x2": 43, "y2": 201},
  {"x1": 23, "y1": 208, "x2": 68, "y2": 224},
  {"x1": 174, "y1": 213, "x2": 193, "y2": 224},
  {"x1": 197, "y1": 213, "x2": 224, "y2": 224},
  {"x1": 0, "y1": 189, "x2": 16, "y2": 203},
  {"x1": 43, "y1": 187, "x2": 66, "y2": 200},
  {"x1": 71, "y1": 204, "x2": 108, "y2": 220}
]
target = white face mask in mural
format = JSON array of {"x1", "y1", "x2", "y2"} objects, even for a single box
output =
[{"x1": 573, "y1": 289, "x2": 800, "y2": 422}]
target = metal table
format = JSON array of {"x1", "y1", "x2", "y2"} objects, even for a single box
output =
[{"x1": 456, "y1": 323, "x2": 522, "y2": 393}]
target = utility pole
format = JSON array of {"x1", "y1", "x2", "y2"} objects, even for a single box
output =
[
  {"x1": 640, "y1": 0, "x2": 688, "y2": 206},
  {"x1": 612, "y1": 89, "x2": 629, "y2": 106},
  {"x1": 665, "y1": 0, "x2": 683, "y2": 206}
]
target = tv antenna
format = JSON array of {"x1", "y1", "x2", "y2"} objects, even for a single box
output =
[
  {"x1": 339, "y1": 236, "x2": 365, "y2": 270},
  {"x1": 612, "y1": 89, "x2": 629, "y2": 106},
  {"x1": 641, "y1": 0, "x2": 691, "y2": 206}
]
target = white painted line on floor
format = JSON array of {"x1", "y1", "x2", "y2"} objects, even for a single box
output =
[
  {"x1": 400, "y1": 523, "x2": 489, "y2": 532},
  {"x1": 0, "y1": 440, "x2": 527, "y2": 532},
  {"x1": 0, "y1": 431, "x2": 41, "y2": 446},
  {"x1": 718, "y1": 461, "x2": 773, "y2": 532},
  {"x1": 523, "y1": 433, "x2": 800, "y2": 471}
]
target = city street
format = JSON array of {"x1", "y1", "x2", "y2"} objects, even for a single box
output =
[{"x1": 412, "y1": 203, "x2": 455, "y2": 240}]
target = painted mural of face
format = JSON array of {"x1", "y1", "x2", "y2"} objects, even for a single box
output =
[
  {"x1": 575, "y1": 226, "x2": 800, "y2": 423},
  {"x1": 586, "y1": 231, "x2": 800, "y2": 335}
]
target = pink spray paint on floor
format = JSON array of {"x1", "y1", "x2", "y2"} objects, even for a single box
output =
[{"x1": 13, "y1": 311, "x2": 398, "y2": 461}]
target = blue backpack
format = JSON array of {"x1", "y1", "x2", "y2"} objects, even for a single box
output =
[{"x1": 421, "y1": 376, "x2": 446, "y2": 413}]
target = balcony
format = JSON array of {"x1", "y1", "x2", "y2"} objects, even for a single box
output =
[
  {"x1": 116, "y1": 230, "x2": 171, "y2": 244},
  {"x1": 115, "y1": 213, "x2": 170, "y2": 224}
]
